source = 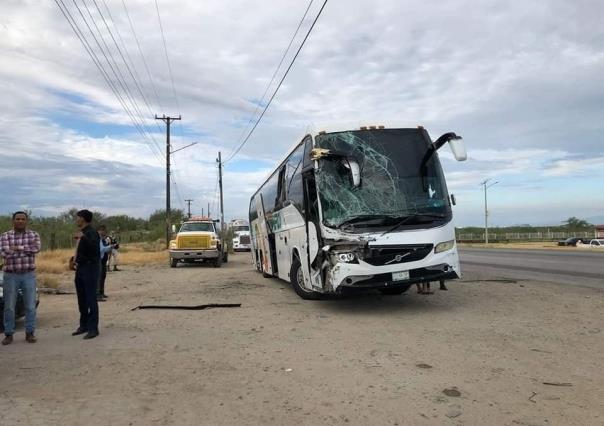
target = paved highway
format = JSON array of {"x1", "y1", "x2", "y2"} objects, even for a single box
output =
[{"x1": 459, "y1": 247, "x2": 604, "y2": 289}]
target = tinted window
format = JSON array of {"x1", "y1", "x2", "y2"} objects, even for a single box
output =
[
  {"x1": 260, "y1": 170, "x2": 280, "y2": 214},
  {"x1": 249, "y1": 196, "x2": 258, "y2": 221},
  {"x1": 180, "y1": 222, "x2": 215, "y2": 232},
  {"x1": 286, "y1": 143, "x2": 305, "y2": 213}
]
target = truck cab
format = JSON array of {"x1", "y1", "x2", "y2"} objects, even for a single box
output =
[
  {"x1": 169, "y1": 217, "x2": 228, "y2": 268},
  {"x1": 230, "y1": 219, "x2": 251, "y2": 252}
]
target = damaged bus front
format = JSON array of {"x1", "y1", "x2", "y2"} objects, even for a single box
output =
[{"x1": 249, "y1": 126, "x2": 466, "y2": 299}]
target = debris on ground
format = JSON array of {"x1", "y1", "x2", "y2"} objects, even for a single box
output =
[
  {"x1": 131, "y1": 303, "x2": 241, "y2": 311},
  {"x1": 542, "y1": 382, "x2": 572, "y2": 387}
]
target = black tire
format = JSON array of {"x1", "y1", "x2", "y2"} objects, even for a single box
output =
[
  {"x1": 170, "y1": 258, "x2": 178, "y2": 268},
  {"x1": 223, "y1": 251, "x2": 229, "y2": 263},
  {"x1": 290, "y1": 258, "x2": 321, "y2": 300},
  {"x1": 379, "y1": 285, "x2": 411, "y2": 295},
  {"x1": 213, "y1": 255, "x2": 223, "y2": 268}
]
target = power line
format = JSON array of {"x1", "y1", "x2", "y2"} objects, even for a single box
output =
[
  {"x1": 81, "y1": 0, "x2": 163, "y2": 157},
  {"x1": 120, "y1": 0, "x2": 165, "y2": 113},
  {"x1": 225, "y1": 0, "x2": 329, "y2": 163},
  {"x1": 69, "y1": 0, "x2": 163, "y2": 160},
  {"x1": 154, "y1": 0, "x2": 181, "y2": 118},
  {"x1": 97, "y1": 0, "x2": 166, "y2": 144},
  {"x1": 53, "y1": 0, "x2": 163, "y2": 164},
  {"x1": 232, "y1": 0, "x2": 315, "y2": 158}
]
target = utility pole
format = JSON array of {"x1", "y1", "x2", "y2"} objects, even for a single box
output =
[
  {"x1": 155, "y1": 114, "x2": 181, "y2": 248},
  {"x1": 217, "y1": 152, "x2": 225, "y2": 234},
  {"x1": 185, "y1": 199, "x2": 193, "y2": 218},
  {"x1": 480, "y1": 179, "x2": 499, "y2": 244},
  {"x1": 208, "y1": 202, "x2": 210, "y2": 219}
]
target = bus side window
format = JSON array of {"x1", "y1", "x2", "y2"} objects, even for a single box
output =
[
  {"x1": 303, "y1": 136, "x2": 314, "y2": 170},
  {"x1": 275, "y1": 167, "x2": 286, "y2": 209}
]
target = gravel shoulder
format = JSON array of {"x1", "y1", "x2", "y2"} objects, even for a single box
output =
[{"x1": 1, "y1": 253, "x2": 602, "y2": 425}]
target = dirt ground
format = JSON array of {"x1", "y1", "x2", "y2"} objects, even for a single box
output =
[{"x1": 1, "y1": 253, "x2": 602, "y2": 426}]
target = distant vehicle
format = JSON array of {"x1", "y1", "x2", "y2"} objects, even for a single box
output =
[
  {"x1": 0, "y1": 271, "x2": 40, "y2": 331},
  {"x1": 589, "y1": 239, "x2": 604, "y2": 248},
  {"x1": 557, "y1": 237, "x2": 586, "y2": 246},
  {"x1": 169, "y1": 216, "x2": 228, "y2": 268},
  {"x1": 249, "y1": 125, "x2": 466, "y2": 299},
  {"x1": 230, "y1": 219, "x2": 251, "y2": 252}
]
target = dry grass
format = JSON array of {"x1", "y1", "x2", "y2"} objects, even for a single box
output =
[{"x1": 33, "y1": 244, "x2": 167, "y2": 288}]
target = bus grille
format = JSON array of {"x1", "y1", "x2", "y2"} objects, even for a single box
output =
[
  {"x1": 364, "y1": 244, "x2": 433, "y2": 266},
  {"x1": 239, "y1": 235, "x2": 251, "y2": 244}
]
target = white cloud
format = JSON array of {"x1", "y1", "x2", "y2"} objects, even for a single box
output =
[{"x1": 0, "y1": 0, "x2": 603, "y2": 224}]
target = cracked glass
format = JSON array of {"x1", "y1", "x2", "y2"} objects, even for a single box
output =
[{"x1": 315, "y1": 129, "x2": 451, "y2": 228}]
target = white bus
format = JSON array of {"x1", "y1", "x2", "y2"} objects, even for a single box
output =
[{"x1": 249, "y1": 126, "x2": 466, "y2": 299}]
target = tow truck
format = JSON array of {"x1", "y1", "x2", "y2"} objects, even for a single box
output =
[{"x1": 169, "y1": 216, "x2": 228, "y2": 268}]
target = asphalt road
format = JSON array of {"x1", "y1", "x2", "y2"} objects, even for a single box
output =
[{"x1": 460, "y1": 247, "x2": 604, "y2": 289}]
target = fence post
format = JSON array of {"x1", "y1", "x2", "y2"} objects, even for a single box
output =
[{"x1": 50, "y1": 232, "x2": 56, "y2": 251}]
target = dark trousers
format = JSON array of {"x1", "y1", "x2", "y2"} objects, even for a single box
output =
[
  {"x1": 75, "y1": 263, "x2": 100, "y2": 333},
  {"x1": 97, "y1": 262, "x2": 108, "y2": 296}
]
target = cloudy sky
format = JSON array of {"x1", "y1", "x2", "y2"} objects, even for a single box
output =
[{"x1": 1, "y1": 0, "x2": 603, "y2": 226}]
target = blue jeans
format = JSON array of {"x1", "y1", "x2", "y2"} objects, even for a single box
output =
[{"x1": 3, "y1": 271, "x2": 37, "y2": 335}]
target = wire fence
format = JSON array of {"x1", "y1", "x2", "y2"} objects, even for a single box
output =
[{"x1": 457, "y1": 231, "x2": 597, "y2": 242}]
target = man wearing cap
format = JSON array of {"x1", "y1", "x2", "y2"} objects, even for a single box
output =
[
  {"x1": 1, "y1": 211, "x2": 41, "y2": 345},
  {"x1": 72, "y1": 209, "x2": 101, "y2": 340}
]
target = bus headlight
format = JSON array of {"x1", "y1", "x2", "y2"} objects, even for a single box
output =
[
  {"x1": 434, "y1": 240, "x2": 455, "y2": 254},
  {"x1": 336, "y1": 252, "x2": 356, "y2": 263}
]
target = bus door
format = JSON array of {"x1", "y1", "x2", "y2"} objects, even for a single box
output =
[{"x1": 255, "y1": 194, "x2": 276, "y2": 276}]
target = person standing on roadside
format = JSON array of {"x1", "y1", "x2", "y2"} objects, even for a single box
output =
[
  {"x1": 72, "y1": 210, "x2": 101, "y2": 340},
  {"x1": 97, "y1": 225, "x2": 113, "y2": 302},
  {"x1": 108, "y1": 232, "x2": 120, "y2": 271},
  {"x1": 0, "y1": 212, "x2": 41, "y2": 345}
]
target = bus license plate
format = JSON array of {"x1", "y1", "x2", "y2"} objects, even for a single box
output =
[{"x1": 392, "y1": 271, "x2": 410, "y2": 281}]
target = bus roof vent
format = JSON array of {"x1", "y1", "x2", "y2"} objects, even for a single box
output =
[
  {"x1": 369, "y1": 125, "x2": 377, "y2": 130},
  {"x1": 318, "y1": 130, "x2": 326, "y2": 135},
  {"x1": 360, "y1": 126, "x2": 368, "y2": 130},
  {"x1": 378, "y1": 125, "x2": 385, "y2": 129}
]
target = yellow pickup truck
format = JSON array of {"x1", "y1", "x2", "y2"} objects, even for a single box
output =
[{"x1": 169, "y1": 217, "x2": 228, "y2": 268}]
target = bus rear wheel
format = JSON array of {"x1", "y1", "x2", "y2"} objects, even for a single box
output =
[{"x1": 290, "y1": 258, "x2": 321, "y2": 300}]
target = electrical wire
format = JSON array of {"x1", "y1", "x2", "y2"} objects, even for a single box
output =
[
  {"x1": 71, "y1": 0, "x2": 163, "y2": 160},
  {"x1": 224, "y1": 0, "x2": 329, "y2": 163},
  {"x1": 230, "y1": 0, "x2": 315, "y2": 164},
  {"x1": 53, "y1": 0, "x2": 163, "y2": 164},
  {"x1": 97, "y1": 0, "x2": 166, "y2": 145},
  {"x1": 121, "y1": 0, "x2": 165, "y2": 113},
  {"x1": 81, "y1": 0, "x2": 163, "y2": 157}
]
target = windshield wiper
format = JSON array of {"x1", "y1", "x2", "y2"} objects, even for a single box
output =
[
  {"x1": 381, "y1": 213, "x2": 448, "y2": 236},
  {"x1": 336, "y1": 215, "x2": 394, "y2": 230}
]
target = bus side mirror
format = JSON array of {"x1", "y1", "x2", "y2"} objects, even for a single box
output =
[
  {"x1": 451, "y1": 194, "x2": 457, "y2": 206},
  {"x1": 345, "y1": 158, "x2": 361, "y2": 188},
  {"x1": 449, "y1": 138, "x2": 467, "y2": 161}
]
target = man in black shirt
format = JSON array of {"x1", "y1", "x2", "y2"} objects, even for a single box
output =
[{"x1": 72, "y1": 210, "x2": 101, "y2": 339}]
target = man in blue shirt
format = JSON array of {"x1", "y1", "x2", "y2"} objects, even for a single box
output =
[{"x1": 97, "y1": 225, "x2": 113, "y2": 302}]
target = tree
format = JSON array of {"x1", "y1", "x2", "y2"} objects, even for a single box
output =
[{"x1": 563, "y1": 217, "x2": 592, "y2": 229}]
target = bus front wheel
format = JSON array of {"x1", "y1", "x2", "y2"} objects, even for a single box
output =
[{"x1": 290, "y1": 258, "x2": 321, "y2": 300}]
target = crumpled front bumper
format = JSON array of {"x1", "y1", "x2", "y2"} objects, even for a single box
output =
[{"x1": 325, "y1": 248, "x2": 461, "y2": 292}]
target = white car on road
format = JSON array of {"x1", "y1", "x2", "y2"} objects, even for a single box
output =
[{"x1": 577, "y1": 239, "x2": 604, "y2": 248}]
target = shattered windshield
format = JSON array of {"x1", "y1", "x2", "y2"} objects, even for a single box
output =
[{"x1": 315, "y1": 129, "x2": 451, "y2": 229}]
